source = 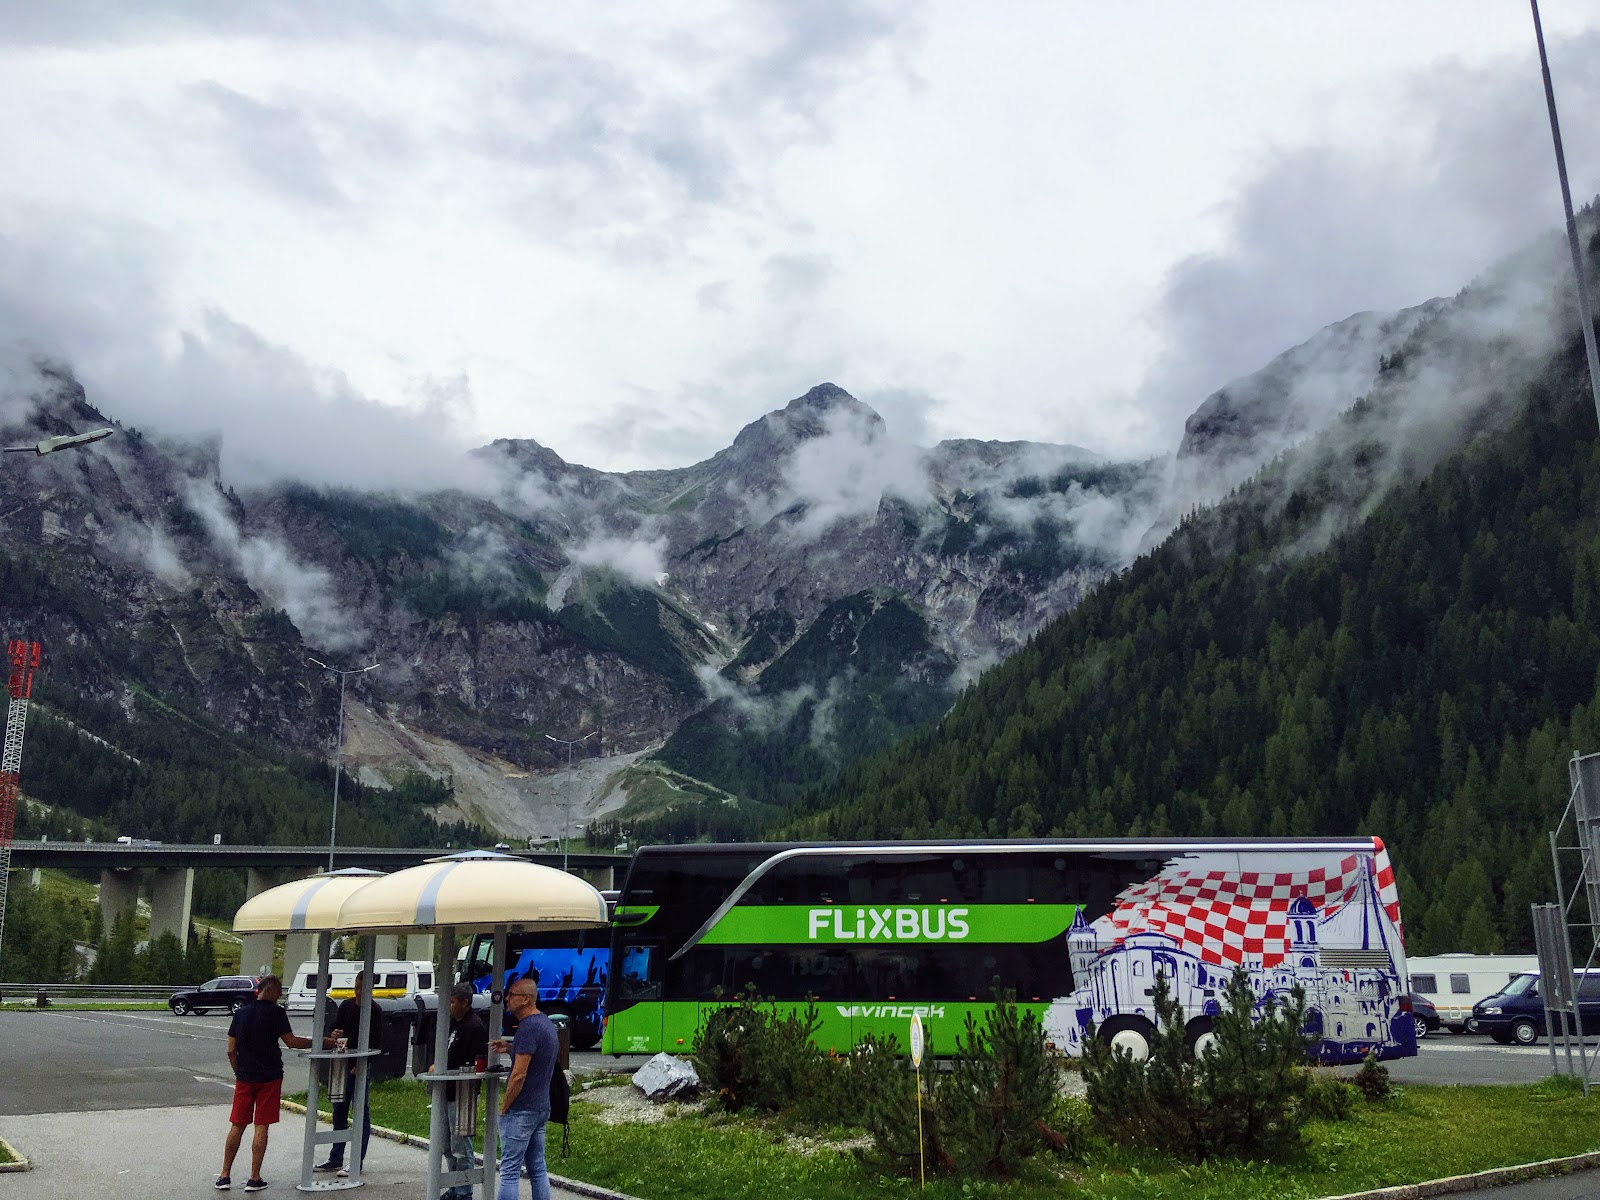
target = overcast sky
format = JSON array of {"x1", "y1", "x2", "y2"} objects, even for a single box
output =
[{"x1": 2, "y1": 1, "x2": 1598, "y2": 486}]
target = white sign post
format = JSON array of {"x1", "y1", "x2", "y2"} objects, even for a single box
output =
[{"x1": 909, "y1": 1012, "x2": 926, "y2": 1189}]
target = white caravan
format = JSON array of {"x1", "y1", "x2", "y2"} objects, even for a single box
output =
[
  {"x1": 1406, "y1": 953, "x2": 1540, "y2": 1031},
  {"x1": 286, "y1": 958, "x2": 436, "y2": 1014}
]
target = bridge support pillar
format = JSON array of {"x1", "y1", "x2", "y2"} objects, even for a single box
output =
[
  {"x1": 282, "y1": 929, "x2": 316, "y2": 984},
  {"x1": 98, "y1": 870, "x2": 139, "y2": 940},
  {"x1": 148, "y1": 868, "x2": 193, "y2": 948},
  {"x1": 240, "y1": 868, "x2": 282, "y2": 977},
  {"x1": 406, "y1": 933, "x2": 434, "y2": 965},
  {"x1": 239, "y1": 867, "x2": 322, "y2": 979}
]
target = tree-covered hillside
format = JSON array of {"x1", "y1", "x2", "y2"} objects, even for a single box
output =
[
  {"x1": 657, "y1": 589, "x2": 957, "y2": 809},
  {"x1": 13, "y1": 681, "x2": 487, "y2": 916},
  {"x1": 792, "y1": 338, "x2": 1600, "y2": 956}
]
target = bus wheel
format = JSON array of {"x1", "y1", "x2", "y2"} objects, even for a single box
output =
[
  {"x1": 571, "y1": 1024, "x2": 600, "y2": 1052},
  {"x1": 1099, "y1": 1017, "x2": 1156, "y2": 1063},
  {"x1": 1184, "y1": 1017, "x2": 1216, "y2": 1058}
]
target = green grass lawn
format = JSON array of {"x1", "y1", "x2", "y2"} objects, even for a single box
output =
[
  {"x1": 0, "y1": 1001, "x2": 171, "y2": 1012},
  {"x1": 344, "y1": 1075, "x2": 1600, "y2": 1200}
]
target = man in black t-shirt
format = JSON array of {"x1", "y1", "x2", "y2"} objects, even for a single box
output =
[
  {"x1": 315, "y1": 970, "x2": 384, "y2": 1177},
  {"x1": 217, "y1": 975, "x2": 330, "y2": 1192},
  {"x1": 430, "y1": 982, "x2": 489, "y2": 1200}
]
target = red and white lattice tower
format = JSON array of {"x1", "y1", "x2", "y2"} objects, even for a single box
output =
[{"x1": 0, "y1": 640, "x2": 40, "y2": 975}]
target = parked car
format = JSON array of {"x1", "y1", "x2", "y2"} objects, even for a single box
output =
[
  {"x1": 169, "y1": 975, "x2": 260, "y2": 1016},
  {"x1": 1407, "y1": 993, "x2": 1441, "y2": 1037},
  {"x1": 1473, "y1": 970, "x2": 1600, "y2": 1046}
]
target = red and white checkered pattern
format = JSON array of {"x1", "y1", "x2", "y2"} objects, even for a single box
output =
[
  {"x1": 1102, "y1": 853, "x2": 1371, "y2": 968},
  {"x1": 1371, "y1": 837, "x2": 1404, "y2": 943}
]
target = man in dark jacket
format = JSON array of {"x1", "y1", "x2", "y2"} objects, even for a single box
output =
[
  {"x1": 217, "y1": 975, "x2": 332, "y2": 1192},
  {"x1": 314, "y1": 970, "x2": 384, "y2": 1177},
  {"x1": 430, "y1": 982, "x2": 489, "y2": 1200}
]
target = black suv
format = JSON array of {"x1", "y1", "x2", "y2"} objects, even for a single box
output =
[{"x1": 169, "y1": 975, "x2": 260, "y2": 1016}]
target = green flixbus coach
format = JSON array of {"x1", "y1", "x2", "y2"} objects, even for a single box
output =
[{"x1": 600, "y1": 837, "x2": 1416, "y2": 1065}]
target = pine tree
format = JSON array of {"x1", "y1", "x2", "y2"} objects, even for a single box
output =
[
  {"x1": 89, "y1": 908, "x2": 139, "y2": 984},
  {"x1": 936, "y1": 987, "x2": 1061, "y2": 1178}
]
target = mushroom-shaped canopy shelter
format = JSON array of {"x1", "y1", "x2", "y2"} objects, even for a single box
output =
[
  {"x1": 233, "y1": 867, "x2": 386, "y2": 934},
  {"x1": 334, "y1": 850, "x2": 608, "y2": 932}
]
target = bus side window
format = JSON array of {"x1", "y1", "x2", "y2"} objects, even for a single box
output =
[{"x1": 621, "y1": 945, "x2": 661, "y2": 1000}]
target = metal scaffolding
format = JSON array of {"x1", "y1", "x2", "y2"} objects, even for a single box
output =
[
  {"x1": 1534, "y1": 752, "x2": 1600, "y2": 1094},
  {"x1": 0, "y1": 640, "x2": 41, "y2": 981}
]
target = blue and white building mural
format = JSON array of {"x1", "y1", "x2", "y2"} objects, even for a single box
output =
[{"x1": 1043, "y1": 842, "x2": 1415, "y2": 1064}]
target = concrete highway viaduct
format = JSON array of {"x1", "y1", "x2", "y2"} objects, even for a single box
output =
[{"x1": 10, "y1": 841, "x2": 628, "y2": 975}]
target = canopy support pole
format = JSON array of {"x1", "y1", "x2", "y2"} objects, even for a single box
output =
[
  {"x1": 484, "y1": 923, "x2": 508, "y2": 1186},
  {"x1": 297, "y1": 931, "x2": 334, "y2": 1191},
  {"x1": 346, "y1": 935, "x2": 377, "y2": 1186},
  {"x1": 425, "y1": 928, "x2": 455, "y2": 1200}
]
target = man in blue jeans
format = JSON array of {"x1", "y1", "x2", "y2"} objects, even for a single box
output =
[{"x1": 492, "y1": 973, "x2": 559, "y2": 1200}]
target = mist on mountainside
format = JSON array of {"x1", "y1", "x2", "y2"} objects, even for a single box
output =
[{"x1": 0, "y1": 179, "x2": 1597, "y2": 849}]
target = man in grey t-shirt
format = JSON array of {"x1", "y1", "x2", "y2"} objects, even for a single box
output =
[{"x1": 492, "y1": 972, "x2": 559, "y2": 1200}]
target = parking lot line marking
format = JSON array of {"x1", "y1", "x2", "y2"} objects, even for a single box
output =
[{"x1": 45, "y1": 1011, "x2": 232, "y2": 1043}]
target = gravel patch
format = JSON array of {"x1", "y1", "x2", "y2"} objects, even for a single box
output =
[{"x1": 577, "y1": 1081, "x2": 707, "y2": 1125}]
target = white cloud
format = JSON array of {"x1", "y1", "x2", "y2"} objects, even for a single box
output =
[
  {"x1": 768, "y1": 401, "x2": 932, "y2": 541},
  {"x1": 184, "y1": 481, "x2": 364, "y2": 651},
  {"x1": 0, "y1": 2, "x2": 1595, "y2": 482},
  {"x1": 693, "y1": 663, "x2": 816, "y2": 736},
  {"x1": 568, "y1": 534, "x2": 669, "y2": 589}
]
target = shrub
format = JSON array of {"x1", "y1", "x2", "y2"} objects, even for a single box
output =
[
  {"x1": 1043, "y1": 1094, "x2": 1099, "y2": 1161},
  {"x1": 939, "y1": 990, "x2": 1064, "y2": 1177},
  {"x1": 858, "y1": 987, "x2": 1070, "y2": 1180},
  {"x1": 1080, "y1": 967, "x2": 1315, "y2": 1163},
  {"x1": 692, "y1": 990, "x2": 831, "y2": 1114},
  {"x1": 693, "y1": 987, "x2": 1072, "y2": 1180},
  {"x1": 1353, "y1": 1050, "x2": 1393, "y2": 1102},
  {"x1": 1302, "y1": 1072, "x2": 1359, "y2": 1121}
]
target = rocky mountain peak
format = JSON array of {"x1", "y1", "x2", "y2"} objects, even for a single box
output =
[{"x1": 781, "y1": 381, "x2": 882, "y2": 425}]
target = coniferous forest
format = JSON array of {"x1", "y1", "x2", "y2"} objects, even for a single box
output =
[{"x1": 790, "y1": 335, "x2": 1600, "y2": 957}]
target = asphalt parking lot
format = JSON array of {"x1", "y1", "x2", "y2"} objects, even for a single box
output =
[
  {"x1": 0, "y1": 1008, "x2": 628, "y2": 1200},
  {"x1": 0, "y1": 1007, "x2": 646, "y2": 1116}
]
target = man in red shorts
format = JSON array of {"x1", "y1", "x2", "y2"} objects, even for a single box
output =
[{"x1": 217, "y1": 974, "x2": 330, "y2": 1191}]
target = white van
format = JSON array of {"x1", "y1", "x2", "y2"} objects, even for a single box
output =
[
  {"x1": 1407, "y1": 953, "x2": 1540, "y2": 1031},
  {"x1": 286, "y1": 958, "x2": 436, "y2": 1014}
]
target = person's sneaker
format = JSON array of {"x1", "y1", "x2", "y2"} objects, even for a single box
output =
[
  {"x1": 313, "y1": 1162, "x2": 340, "y2": 1173},
  {"x1": 213, "y1": 1177, "x2": 231, "y2": 1191},
  {"x1": 242, "y1": 1180, "x2": 268, "y2": 1193},
  {"x1": 337, "y1": 1168, "x2": 349, "y2": 1179}
]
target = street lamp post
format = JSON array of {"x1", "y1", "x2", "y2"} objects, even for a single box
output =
[
  {"x1": 1530, "y1": 0, "x2": 1600, "y2": 434},
  {"x1": 544, "y1": 731, "x2": 594, "y2": 873},
  {"x1": 310, "y1": 657, "x2": 379, "y2": 871}
]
